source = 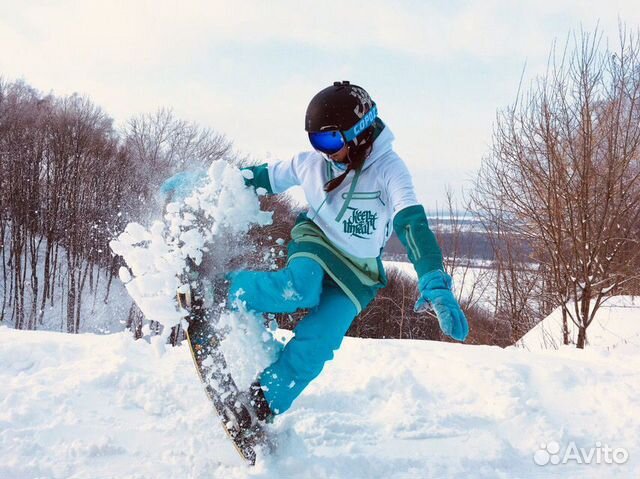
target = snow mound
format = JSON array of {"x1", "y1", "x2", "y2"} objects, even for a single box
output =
[
  {"x1": 518, "y1": 296, "x2": 640, "y2": 351},
  {"x1": 1, "y1": 326, "x2": 638, "y2": 478}
]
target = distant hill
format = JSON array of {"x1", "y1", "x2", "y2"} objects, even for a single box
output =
[
  {"x1": 383, "y1": 215, "x2": 495, "y2": 260},
  {"x1": 518, "y1": 296, "x2": 640, "y2": 350}
]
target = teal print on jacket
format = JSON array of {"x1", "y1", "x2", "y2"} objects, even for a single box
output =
[{"x1": 343, "y1": 207, "x2": 378, "y2": 239}]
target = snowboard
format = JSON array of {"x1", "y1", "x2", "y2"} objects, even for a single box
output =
[
  {"x1": 177, "y1": 261, "x2": 269, "y2": 466},
  {"x1": 110, "y1": 162, "x2": 276, "y2": 465}
]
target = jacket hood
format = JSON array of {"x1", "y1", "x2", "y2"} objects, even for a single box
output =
[{"x1": 362, "y1": 124, "x2": 394, "y2": 171}]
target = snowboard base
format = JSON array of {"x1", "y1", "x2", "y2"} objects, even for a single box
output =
[{"x1": 179, "y1": 283, "x2": 270, "y2": 465}]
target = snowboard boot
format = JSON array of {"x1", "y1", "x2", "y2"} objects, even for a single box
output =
[
  {"x1": 230, "y1": 381, "x2": 274, "y2": 432},
  {"x1": 249, "y1": 381, "x2": 274, "y2": 423}
]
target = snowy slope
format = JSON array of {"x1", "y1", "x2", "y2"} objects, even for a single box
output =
[
  {"x1": 1, "y1": 326, "x2": 638, "y2": 479},
  {"x1": 519, "y1": 296, "x2": 640, "y2": 351}
]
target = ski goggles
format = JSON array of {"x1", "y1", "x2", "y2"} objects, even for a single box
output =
[{"x1": 308, "y1": 104, "x2": 378, "y2": 154}]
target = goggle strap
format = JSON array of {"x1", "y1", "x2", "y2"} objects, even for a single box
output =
[{"x1": 343, "y1": 104, "x2": 378, "y2": 142}]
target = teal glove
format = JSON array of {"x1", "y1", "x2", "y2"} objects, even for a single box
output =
[
  {"x1": 415, "y1": 270, "x2": 469, "y2": 341},
  {"x1": 159, "y1": 170, "x2": 206, "y2": 202}
]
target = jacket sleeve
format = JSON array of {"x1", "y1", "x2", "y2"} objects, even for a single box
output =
[
  {"x1": 384, "y1": 154, "x2": 443, "y2": 276},
  {"x1": 393, "y1": 205, "x2": 444, "y2": 277},
  {"x1": 385, "y1": 154, "x2": 420, "y2": 216}
]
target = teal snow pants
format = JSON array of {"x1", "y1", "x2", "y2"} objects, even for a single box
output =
[{"x1": 228, "y1": 257, "x2": 358, "y2": 415}]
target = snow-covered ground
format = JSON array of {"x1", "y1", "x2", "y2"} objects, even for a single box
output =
[
  {"x1": 519, "y1": 296, "x2": 640, "y2": 351},
  {"x1": 1, "y1": 325, "x2": 638, "y2": 479}
]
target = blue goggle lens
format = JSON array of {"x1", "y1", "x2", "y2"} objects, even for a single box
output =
[{"x1": 308, "y1": 130, "x2": 345, "y2": 154}]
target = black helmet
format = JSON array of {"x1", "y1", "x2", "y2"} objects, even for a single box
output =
[
  {"x1": 305, "y1": 81, "x2": 375, "y2": 134},
  {"x1": 305, "y1": 81, "x2": 380, "y2": 192}
]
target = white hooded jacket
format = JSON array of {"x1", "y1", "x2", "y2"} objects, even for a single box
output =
[{"x1": 267, "y1": 126, "x2": 420, "y2": 259}]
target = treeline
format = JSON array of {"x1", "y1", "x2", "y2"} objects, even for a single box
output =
[{"x1": 0, "y1": 79, "x2": 233, "y2": 332}]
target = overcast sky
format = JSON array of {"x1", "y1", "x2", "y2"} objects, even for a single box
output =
[{"x1": 2, "y1": 1, "x2": 639, "y2": 208}]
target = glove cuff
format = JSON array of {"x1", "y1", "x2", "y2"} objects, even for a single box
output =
[{"x1": 418, "y1": 269, "x2": 452, "y2": 292}]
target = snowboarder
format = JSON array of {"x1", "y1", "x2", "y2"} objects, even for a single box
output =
[
  {"x1": 166, "y1": 81, "x2": 468, "y2": 427},
  {"x1": 232, "y1": 81, "x2": 468, "y2": 423}
]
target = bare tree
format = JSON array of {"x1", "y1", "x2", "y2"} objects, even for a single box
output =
[
  {"x1": 123, "y1": 108, "x2": 233, "y2": 217},
  {"x1": 473, "y1": 26, "x2": 640, "y2": 348}
]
